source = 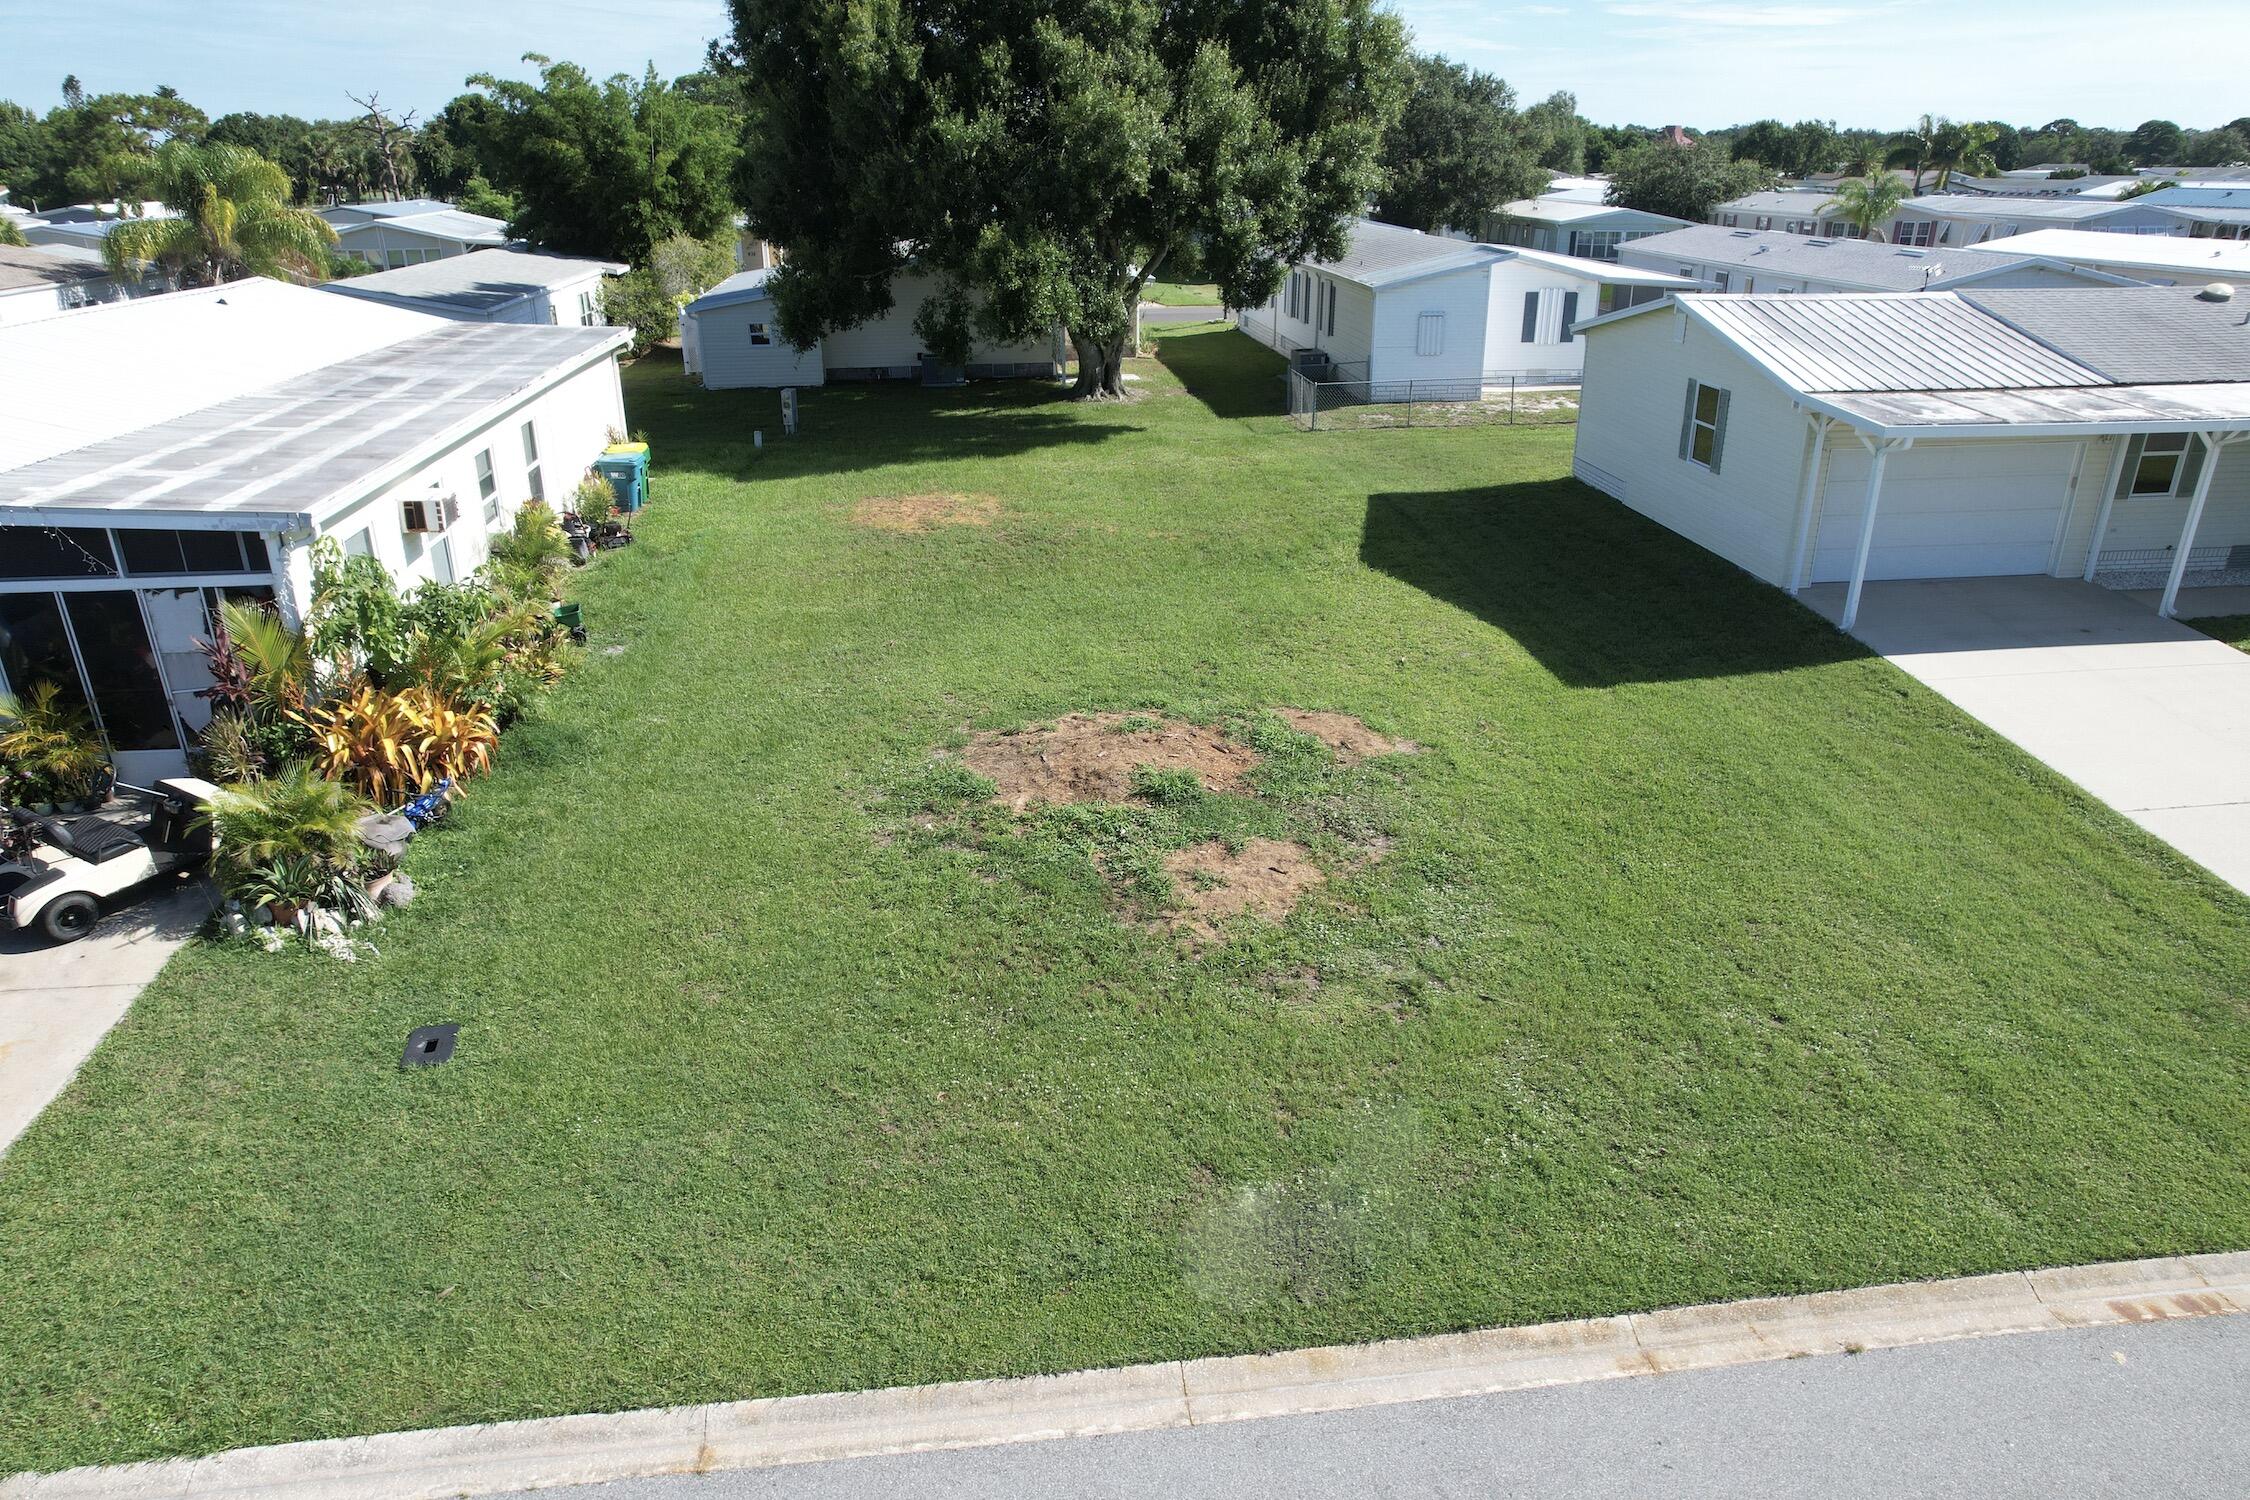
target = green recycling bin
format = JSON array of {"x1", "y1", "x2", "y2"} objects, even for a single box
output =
[{"x1": 595, "y1": 445, "x2": 650, "y2": 512}]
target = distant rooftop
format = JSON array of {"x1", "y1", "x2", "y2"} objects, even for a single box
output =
[
  {"x1": 0, "y1": 244, "x2": 112, "y2": 294},
  {"x1": 1975, "y1": 229, "x2": 2250, "y2": 278},
  {"x1": 1620, "y1": 225, "x2": 2127, "y2": 293},
  {"x1": 321, "y1": 200, "x2": 511, "y2": 246},
  {"x1": 322, "y1": 247, "x2": 626, "y2": 316},
  {"x1": 1311, "y1": 218, "x2": 1504, "y2": 288},
  {"x1": 1497, "y1": 196, "x2": 1683, "y2": 225}
]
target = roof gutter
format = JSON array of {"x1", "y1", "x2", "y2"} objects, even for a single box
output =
[{"x1": 1789, "y1": 392, "x2": 2250, "y2": 442}]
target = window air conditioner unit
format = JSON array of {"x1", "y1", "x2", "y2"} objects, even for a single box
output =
[{"x1": 401, "y1": 494, "x2": 458, "y2": 534}]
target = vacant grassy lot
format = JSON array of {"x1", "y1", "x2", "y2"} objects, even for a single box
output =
[{"x1": 4, "y1": 326, "x2": 2249, "y2": 1474}]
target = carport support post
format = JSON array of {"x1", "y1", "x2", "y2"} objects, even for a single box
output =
[
  {"x1": 1785, "y1": 416, "x2": 1830, "y2": 596},
  {"x1": 1839, "y1": 439, "x2": 1893, "y2": 632},
  {"x1": 2081, "y1": 434, "x2": 2133, "y2": 582},
  {"x1": 2157, "y1": 431, "x2": 2222, "y2": 619}
]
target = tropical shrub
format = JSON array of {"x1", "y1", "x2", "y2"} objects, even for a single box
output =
[
  {"x1": 300, "y1": 683, "x2": 498, "y2": 802},
  {"x1": 484, "y1": 501, "x2": 572, "y2": 602},
  {"x1": 239, "y1": 854, "x2": 330, "y2": 911},
  {"x1": 0, "y1": 681, "x2": 108, "y2": 806},
  {"x1": 203, "y1": 761, "x2": 370, "y2": 881},
  {"x1": 195, "y1": 709, "x2": 268, "y2": 784},
  {"x1": 217, "y1": 598, "x2": 315, "y2": 718},
  {"x1": 570, "y1": 474, "x2": 615, "y2": 521},
  {"x1": 306, "y1": 539, "x2": 408, "y2": 677}
]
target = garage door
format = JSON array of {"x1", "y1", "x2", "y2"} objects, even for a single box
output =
[{"x1": 1810, "y1": 441, "x2": 2077, "y2": 583}]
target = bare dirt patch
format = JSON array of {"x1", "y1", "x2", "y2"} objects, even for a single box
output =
[
  {"x1": 1162, "y1": 838, "x2": 1325, "y2": 942},
  {"x1": 851, "y1": 492, "x2": 1001, "y2": 532},
  {"x1": 1277, "y1": 709, "x2": 1420, "y2": 763},
  {"x1": 961, "y1": 713, "x2": 1260, "y2": 812}
]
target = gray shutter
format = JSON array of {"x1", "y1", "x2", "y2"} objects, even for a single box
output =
[
  {"x1": 1679, "y1": 380, "x2": 1700, "y2": 460},
  {"x1": 2177, "y1": 434, "x2": 2209, "y2": 496},
  {"x1": 1707, "y1": 389, "x2": 1731, "y2": 474},
  {"x1": 1522, "y1": 291, "x2": 1540, "y2": 344},
  {"x1": 1559, "y1": 291, "x2": 1579, "y2": 343},
  {"x1": 2113, "y1": 435, "x2": 2146, "y2": 498}
]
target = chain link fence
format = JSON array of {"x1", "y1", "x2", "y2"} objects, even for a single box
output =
[{"x1": 1286, "y1": 364, "x2": 1580, "y2": 432}]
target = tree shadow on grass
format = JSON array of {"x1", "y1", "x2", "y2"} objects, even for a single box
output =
[
  {"x1": 1361, "y1": 482, "x2": 1871, "y2": 688},
  {"x1": 1150, "y1": 323, "x2": 1289, "y2": 422},
  {"x1": 624, "y1": 347, "x2": 1143, "y2": 484}
]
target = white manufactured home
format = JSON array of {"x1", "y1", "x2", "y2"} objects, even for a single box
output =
[
  {"x1": 680, "y1": 268, "x2": 1065, "y2": 389},
  {"x1": 1480, "y1": 196, "x2": 1694, "y2": 261},
  {"x1": 0, "y1": 279, "x2": 629, "y2": 780},
  {"x1": 0, "y1": 245, "x2": 141, "y2": 326},
  {"x1": 1239, "y1": 218, "x2": 1697, "y2": 389},
  {"x1": 1978, "y1": 230, "x2": 2250, "y2": 286},
  {"x1": 1570, "y1": 286, "x2": 2250, "y2": 630},
  {"x1": 320, "y1": 200, "x2": 512, "y2": 267},
  {"x1": 320, "y1": 247, "x2": 625, "y2": 326}
]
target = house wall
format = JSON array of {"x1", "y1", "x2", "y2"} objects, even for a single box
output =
[
  {"x1": 1365, "y1": 265, "x2": 1492, "y2": 386},
  {"x1": 306, "y1": 353, "x2": 628, "y2": 597},
  {"x1": 1481, "y1": 259, "x2": 1608, "y2": 381},
  {"x1": 819, "y1": 273, "x2": 1059, "y2": 379},
  {"x1": 1571, "y1": 309, "x2": 1813, "y2": 586},
  {"x1": 0, "y1": 276, "x2": 124, "y2": 326},
  {"x1": 687, "y1": 296, "x2": 826, "y2": 389},
  {"x1": 334, "y1": 224, "x2": 482, "y2": 267},
  {"x1": 2081, "y1": 440, "x2": 2250, "y2": 572}
]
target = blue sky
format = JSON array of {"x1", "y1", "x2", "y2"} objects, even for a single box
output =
[{"x1": 1, "y1": 0, "x2": 2240, "y2": 130}]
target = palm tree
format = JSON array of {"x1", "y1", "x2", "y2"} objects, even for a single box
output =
[
  {"x1": 1822, "y1": 175, "x2": 1908, "y2": 242},
  {"x1": 1927, "y1": 119, "x2": 2000, "y2": 191},
  {"x1": 0, "y1": 215, "x2": 25, "y2": 248},
  {"x1": 103, "y1": 141, "x2": 337, "y2": 289},
  {"x1": 1886, "y1": 114, "x2": 1939, "y2": 193}
]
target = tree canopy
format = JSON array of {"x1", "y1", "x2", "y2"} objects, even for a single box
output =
[
  {"x1": 466, "y1": 59, "x2": 741, "y2": 263},
  {"x1": 102, "y1": 140, "x2": 336, "y2": 286},
  {"x1": 1372, "y1": 55, "x2": 1547, "y2": 235},
  {"x1": 726, "y1": 0, "x2": 1409, "y2": 398},
  {"x1": 1604, "y1": 136, "x2": 1772, "y2": 222}
]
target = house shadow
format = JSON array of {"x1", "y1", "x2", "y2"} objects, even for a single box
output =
[
  {"x1": 1360, "y1": 483, "x2": 1871, "y2": 688},
  {"x1": 625, "y1": 347, "x2": 1143, "y2": 483},
  {"x1": 1149, "y1": 323, "x2": 1289, "y2": 422}
]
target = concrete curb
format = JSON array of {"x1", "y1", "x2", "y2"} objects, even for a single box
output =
[{"x1": 9, "y1": 1251, "x2": 2246, "y2": 1499}]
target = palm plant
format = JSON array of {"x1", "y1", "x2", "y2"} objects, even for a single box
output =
[
  {"x1": 103, "y1": 141, "x2": 338, "y2": 289},
  {"x1": 0, "y1": 216, "x2": 26, "y2": 248},
  {"x1": 0, "y1": 680, "x2": 107, "y2": 806},
  {"x1": 201, "y1": 760, "x2": 370, "y2": 881},
  {"x1": 1927, "y1": 120, "x2": 1999, "y2": 191},
  {"x1": 1887, "y1": 114, "x2": 1938, "y2": 193},
  {"x1": 1822, "y1": 176, "x2": 1908, "y2": 242},
  {"x1": 218, "y1": 598, "x2": 315, "y2": 718}
]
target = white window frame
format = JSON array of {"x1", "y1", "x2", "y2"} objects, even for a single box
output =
[
  {"x1": 2127, "y1": 432, "x2": 2193, "y2": 498},
  {"x1": 1685, "y1": 381, "x2": 1727, "y2": 471},
  {"x1": 748, "y1": 320, "x2": 772, "y2": 346}
]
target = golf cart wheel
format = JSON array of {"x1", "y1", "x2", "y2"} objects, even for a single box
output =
[{"x1": 40, "y1": 893, "x2": 100, "y2": 943}]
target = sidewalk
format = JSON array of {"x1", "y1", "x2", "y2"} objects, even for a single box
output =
[
  {"x1": 7, "y1": 1250, "x2": 2243, "y2": 1500},
  {"x1": 0, "y1": 876, "x2": 213, "y2": 1157}
]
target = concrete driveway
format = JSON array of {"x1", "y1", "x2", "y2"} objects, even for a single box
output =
[
  {"x1": 1801, "y1": 576, "x2": 2250, "y2": 896},
  {"x1": 0, "y1": 875, "x2": 214, "y2": 1157}
]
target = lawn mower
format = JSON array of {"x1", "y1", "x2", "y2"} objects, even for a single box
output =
[{"x1": 1, "y1": 777, "x2": 219, "y2": 944}]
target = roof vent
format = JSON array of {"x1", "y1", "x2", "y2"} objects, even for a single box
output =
[
  {"x1": 2198, "y1": 282, "x2": 2235, "y2": 302},
  {"x1": 1805, "y1": 238, "x2": 1831, "y2": 247}
]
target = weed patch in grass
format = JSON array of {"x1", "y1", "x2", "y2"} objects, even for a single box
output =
[{"x1": 1275, "y1": 709, "x2": 1421, "y2": 764}]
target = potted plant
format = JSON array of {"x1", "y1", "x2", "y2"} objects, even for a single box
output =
[{"x1": 241, "y1": 853, "x2": 327, "y2": 929}]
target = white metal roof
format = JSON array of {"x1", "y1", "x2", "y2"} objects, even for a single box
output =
[
  {"x1": 684, "y1": 267, "x2": 778, "y2": 314},
  {"x1": 1503, "y1": 245, "x2": 1697, "y2": 288},
  {"x1": 1497, "y1": 197, "x2": 1686, "y2": 227},
  {"x1": 1973, "y1": 230, "x2": 2250, "y2": 279},
  {"x1": 0, "y1": 279, "x2": 441, "y2": 467},
  {"x1": 1619, "y1": 226, "x2": 2131, "y2": 293},
  {"x1": 1310, "y1": 219, "x2": 1505, "y2": 288},
  {"x1": 320, "y1": 247, "x2": 626, "y2": 317},
  {"x1": 331, "y1": 208, "x2": 510, "y2": 246},
  {"x1": 1581, "y1": 286, "x2": 2250, "y2": 438}
]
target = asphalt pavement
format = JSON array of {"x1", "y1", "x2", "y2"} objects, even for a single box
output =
[{"x1": 515, "y1": 1314, "x2": 2249, "y2": 1500}]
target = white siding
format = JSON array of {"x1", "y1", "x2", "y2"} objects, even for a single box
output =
[
  {"x1": 686, "y1": 296, "x2": 825, "y2": 389},
  {"x1": 1365, "y1": 265, "x2": 1490, "y2": 385},
  {"x1": 1571, "y1": 310, "x2": 1811, "y2": 586},
  {"x1": 334, "y1": 224, "x2": 485, "y2": 266},
  {"x1": 1808, "y1": 439, "x2": 2080, "y2": 582},
  {"x1": 2083, "y1": 441, "x2": 2250, "y2": 571},
  {"x1": 820, "y1": 272, "x2": 1058, "y2": 377},
  {"x1": 311, "y1": 354, "x2": 627, "y2": 595},
  {"x1": 1481, "y1": 259, "x2": 1603, "y2": 381}
]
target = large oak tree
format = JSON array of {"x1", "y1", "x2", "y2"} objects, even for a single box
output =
[{"x1": 724, "y1": 0, "x2": 1408, "y2": 398}]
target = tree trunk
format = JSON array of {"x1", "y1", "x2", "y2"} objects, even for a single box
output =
[{"x1": 1069, "y1": 331, "x2": 1129, "y2": 400}]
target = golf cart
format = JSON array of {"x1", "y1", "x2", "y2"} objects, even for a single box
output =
[{"x1": 1, "y1": 777, "x2": 218, "y2": 944}]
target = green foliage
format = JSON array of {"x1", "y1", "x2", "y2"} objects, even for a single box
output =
[
  {"x1": 484, "y1": 501, "x2": 573, "y2": 601},
  {"x1": 727, "y1": 0, "x2": 1410, "y2": 395},
  {"x1": 1371, "y1": 55, "x2": 1549, "y2": 235},
  {"x1": 1604, "y1": 137, "x2": 1775, "y2": 221},
  {"x1": 2125, "y1": 119, "x2": 2186, "y2": 167},
  {"x1": 1886, "y1": 114, "x2": 2001, "y2": 191},
  {"x1": 238, "y1": 853, "x2": 330, "y2": 909},
  {"x1": 0, "y1": 680, "x2": 107, "y2": 805},
  {"x1": 304, "y1": 540, "x2": 406, "y2": 678},
  {"x1": 1821, "y1": 175, "x2": 1908, "y2": 239},
  {"x1": 193, "y1": 710, "x2": 267, "y2": 785},
  {"x1": 1729, "y1": 118, "x2": 1844, "y2": 179},
  {"x1": 464, "y1": 60, "x2": 740, "y2": 262},
  {"x1": 102, "y1": 140, "x2": 337, "y2": 286},
  {"x1": 599, "y1": 266, "x2": 682, "y2": 355},
  {"x1": 455, "y1": 173, "x2": 517, "y2": 221},
  {"x1": 217, "y1": 598, "x2": 314, "y2": 718},
  {"x1": 201, "y1": 760, "x2": 369, "y2": 884},
  {"x1": 0, "y1": 214, "x2": 25, "y2": 247}
]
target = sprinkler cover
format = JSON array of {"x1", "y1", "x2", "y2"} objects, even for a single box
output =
[{"x1": 401, "y1": 1023, "x2": 460, "y2": 1069}]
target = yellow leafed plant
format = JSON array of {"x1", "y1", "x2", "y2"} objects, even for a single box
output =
[{"x1": 298, "y1": 684, "x2": 498, "y2": 802}]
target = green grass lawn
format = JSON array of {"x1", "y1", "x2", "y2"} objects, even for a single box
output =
[
  {"x1": 1142, "y1": 279, "x2": 1221, "y2": 306},
  {"x1": 5, "y1": 326, "x2": 2250, "y2": 1474},
  {"x1": 2189, "y1": 614, "x2": 2250, "y2": 653}
]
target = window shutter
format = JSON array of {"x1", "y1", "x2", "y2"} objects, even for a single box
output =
[
  {"x1": 2113, "y1": 436, "x2": 2146, "y2": 499},
  {"x1": 1522, "y1": 291, "x2": 1539, "y2": 343},
  {"x1": 1559, "y1": 291, "x2": 1579, "y2": 343},
  {"x1": 1707, "y1": 389, "x2": 1731, "y2": 474},
  {"x1": 2177, "y1": 434, "x2": 2209, "y2": 497},
  {"x1": 1679, "y1": 380, "x2": 1699, "y2": 460}
]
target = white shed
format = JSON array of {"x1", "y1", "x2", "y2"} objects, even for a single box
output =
[
  {"x1": 681, "y1": 268, "x2": 1064, "y2": 389},
  {"x1": 1570, "y1": 286, "x2": 2250, "y2": 630},
  {"x1": 0, "y1": 279, "x2": 629, "y2": 780}
]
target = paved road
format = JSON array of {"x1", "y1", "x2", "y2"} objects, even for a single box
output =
[
  {"x1": 0, "y1": 874, "x2": 212, "y2": 1156},
  {"x1": 518, "y1": 1315, "x2": 2249, "y2": 1499},
  {"x1": 1139, "y1": 303, "x2": 1227, "y2": 324}
]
